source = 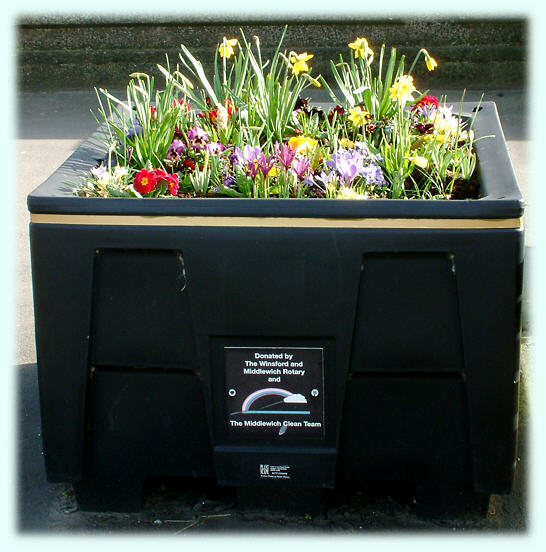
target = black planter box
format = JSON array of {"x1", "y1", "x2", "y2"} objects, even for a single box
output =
[{"x1": 28, "y1": 102, "x2": 524, "y2": 515}]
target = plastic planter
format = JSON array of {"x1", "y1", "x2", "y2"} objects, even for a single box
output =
[{"x1": 28, "y1": 102, "x2": 524, "y2": 515}]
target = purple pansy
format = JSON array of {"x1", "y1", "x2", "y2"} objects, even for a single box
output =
[
  {"x1": 187, "y1": 126, "x2": 209, "y2": 150},
  {"x1": 166, "y1": 139, "x2": 187, "y2": 160}
]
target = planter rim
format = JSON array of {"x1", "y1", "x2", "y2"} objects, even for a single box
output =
[{"x1": 27, "y1": 101, "x2": 524, "y2": 221}]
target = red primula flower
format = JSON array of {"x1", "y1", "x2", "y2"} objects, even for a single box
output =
[
  {"x1": 153, "y1": 169, "x2": 179, "y2": 196},
  {"x1": 134, "y1": 168, "x2": 179, "y2": 196},
  {"x1": 134, "y1": 169, "x2": 158, "y2": 194},
  {"x1": 412, "y1": 94, "x2": 439, "y2": 112}
]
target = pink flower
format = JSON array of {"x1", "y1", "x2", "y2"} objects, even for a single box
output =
[
  {"x1": 274, "y1": 141, "x2": 297, "y2": 170},
  {"x1": 291, "y1": 156, "x2": 310, "y2": 180},
  {"x1": 206, "y1": 141, "x2": 225, "y2": 155}
]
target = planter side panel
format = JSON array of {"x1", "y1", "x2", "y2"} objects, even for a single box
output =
[
  {"x1": 30, "y1": 222, "x2": 523, "y2": 496},
  {"x1": 339, "y1": 228, "x2": 522, "y2": 494},
  {"x1": 30, "y1": 223, "x2": 96, "y2": 481}
]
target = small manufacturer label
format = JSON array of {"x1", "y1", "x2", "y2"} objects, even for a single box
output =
[{"x1": 259, "y1": 464, "x2": 291, "y2": 479}]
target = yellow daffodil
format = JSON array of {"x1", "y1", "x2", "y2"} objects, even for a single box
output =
[
  {"x1": 423, "y1": 49, "x2": 438, "y2": 71},
  {"x1": 406, "y1": 155, "x2": 429, "y2": 169},
  {"x1": 288, "y1": 135, "x2": 318, "y2": 154},
  {"x1": 339, "y1": 137, "x2": 354, "y2": 149},
  {"x1": 348, "y1": 106, "x2": 371, "y2": 128},
  {"x1": 290, "y1": 52, "x2": 313, "y2": 76},
  {"x1": 218, "y1": 38, "x2": 238, "y2": 59},
  {"x1": 348, "y1": 37, "x2": 374, "y2": 60},
  {"x1": 389, "y1": 75, "x2": 416, "y2": 104}
]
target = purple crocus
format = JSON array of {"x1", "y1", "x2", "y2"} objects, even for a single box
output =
[
  {"x1": 326, "y1": 147, "x2": 386, "y2": 188},
  {"x1": 291, "y1": 156, "x2": 310, "y2": 180},
  {"x1": 258, "y1": 153, "x2": 276, "y2": 178},
  {"x1": 243, "y1": 145, "x2": 262, "y2": 179},
  {"x1": 327, "y1": 149, "x2": 364, "y2": 186},
  {"x1": 274, "y1": 141, "x2": 297, "y2": 170},
  {"x1": 313, "y1": 170, "x2": 337, "y2": 191},
  {"x1": 303, "y1": 173, "x2": 327, "y2": 196},
  {"x1": 91, "y1": 165, "x2": 107, "y2": 179}
]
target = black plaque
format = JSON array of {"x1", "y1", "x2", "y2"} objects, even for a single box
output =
[{"x1": 225, "y1": 347, "x2": 325, "y2": 439}]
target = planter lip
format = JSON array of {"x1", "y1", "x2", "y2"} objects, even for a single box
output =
[{"x1": 27, "y1": 101, "x2": 524, "y2": 221}]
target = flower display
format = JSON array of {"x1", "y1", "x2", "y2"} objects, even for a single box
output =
[{"x1": 80, "y1": 29, "x2": 479, "y2": 200}]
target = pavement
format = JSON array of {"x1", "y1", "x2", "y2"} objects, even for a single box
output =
[{"x1": 13, "y1": 89, "x2": 532, "y2": 536}]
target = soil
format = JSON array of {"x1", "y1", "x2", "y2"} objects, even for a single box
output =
[{"x1": 450, "y1": 174, "x2": 480, "y2": 200}]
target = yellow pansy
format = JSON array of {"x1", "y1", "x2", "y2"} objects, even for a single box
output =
[
  {"x1": 423, "y1": 49, "x2": 438, "y2": 71},
  {"x1": 389, "y1": 75, "x2": 416, "y2": 104},
  {"x1": 218, "y1": 38, "x2": 238, "y2": 59},
  {"x1": 424, "y1": 133, "x2": 446, "y2": 143},
  {"x1": 290, "y1": 52, "x2": 314, "y2": 76},
  {"x1": 348, "y1": 37, "x2": 374, "y2": 60},
  {"x1": 406, "y1": 155, "x2": 428, "y2": 169},
  {"x1": 348, "y1": 106, "x2": 371, "y2": 128},
  {"x1": 288, "y1": 135, "x2": 318, "y2": 154}
]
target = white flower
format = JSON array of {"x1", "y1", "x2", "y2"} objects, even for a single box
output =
[
  {"x1": 215, "y1": 104, "x2": 229, "y2": 132},
  {"x1": 113, "y1": 165, "x2": 128, "y2": 179},
  {"x1": 91, "y1": 166, "x2": 107, "y2": 179},
  {"x1": 337, "y1": 186, "x2": 369, "y2": 200},
  {"x1": 432, "y1": 106, "x2": 460, "y2": 136}
]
